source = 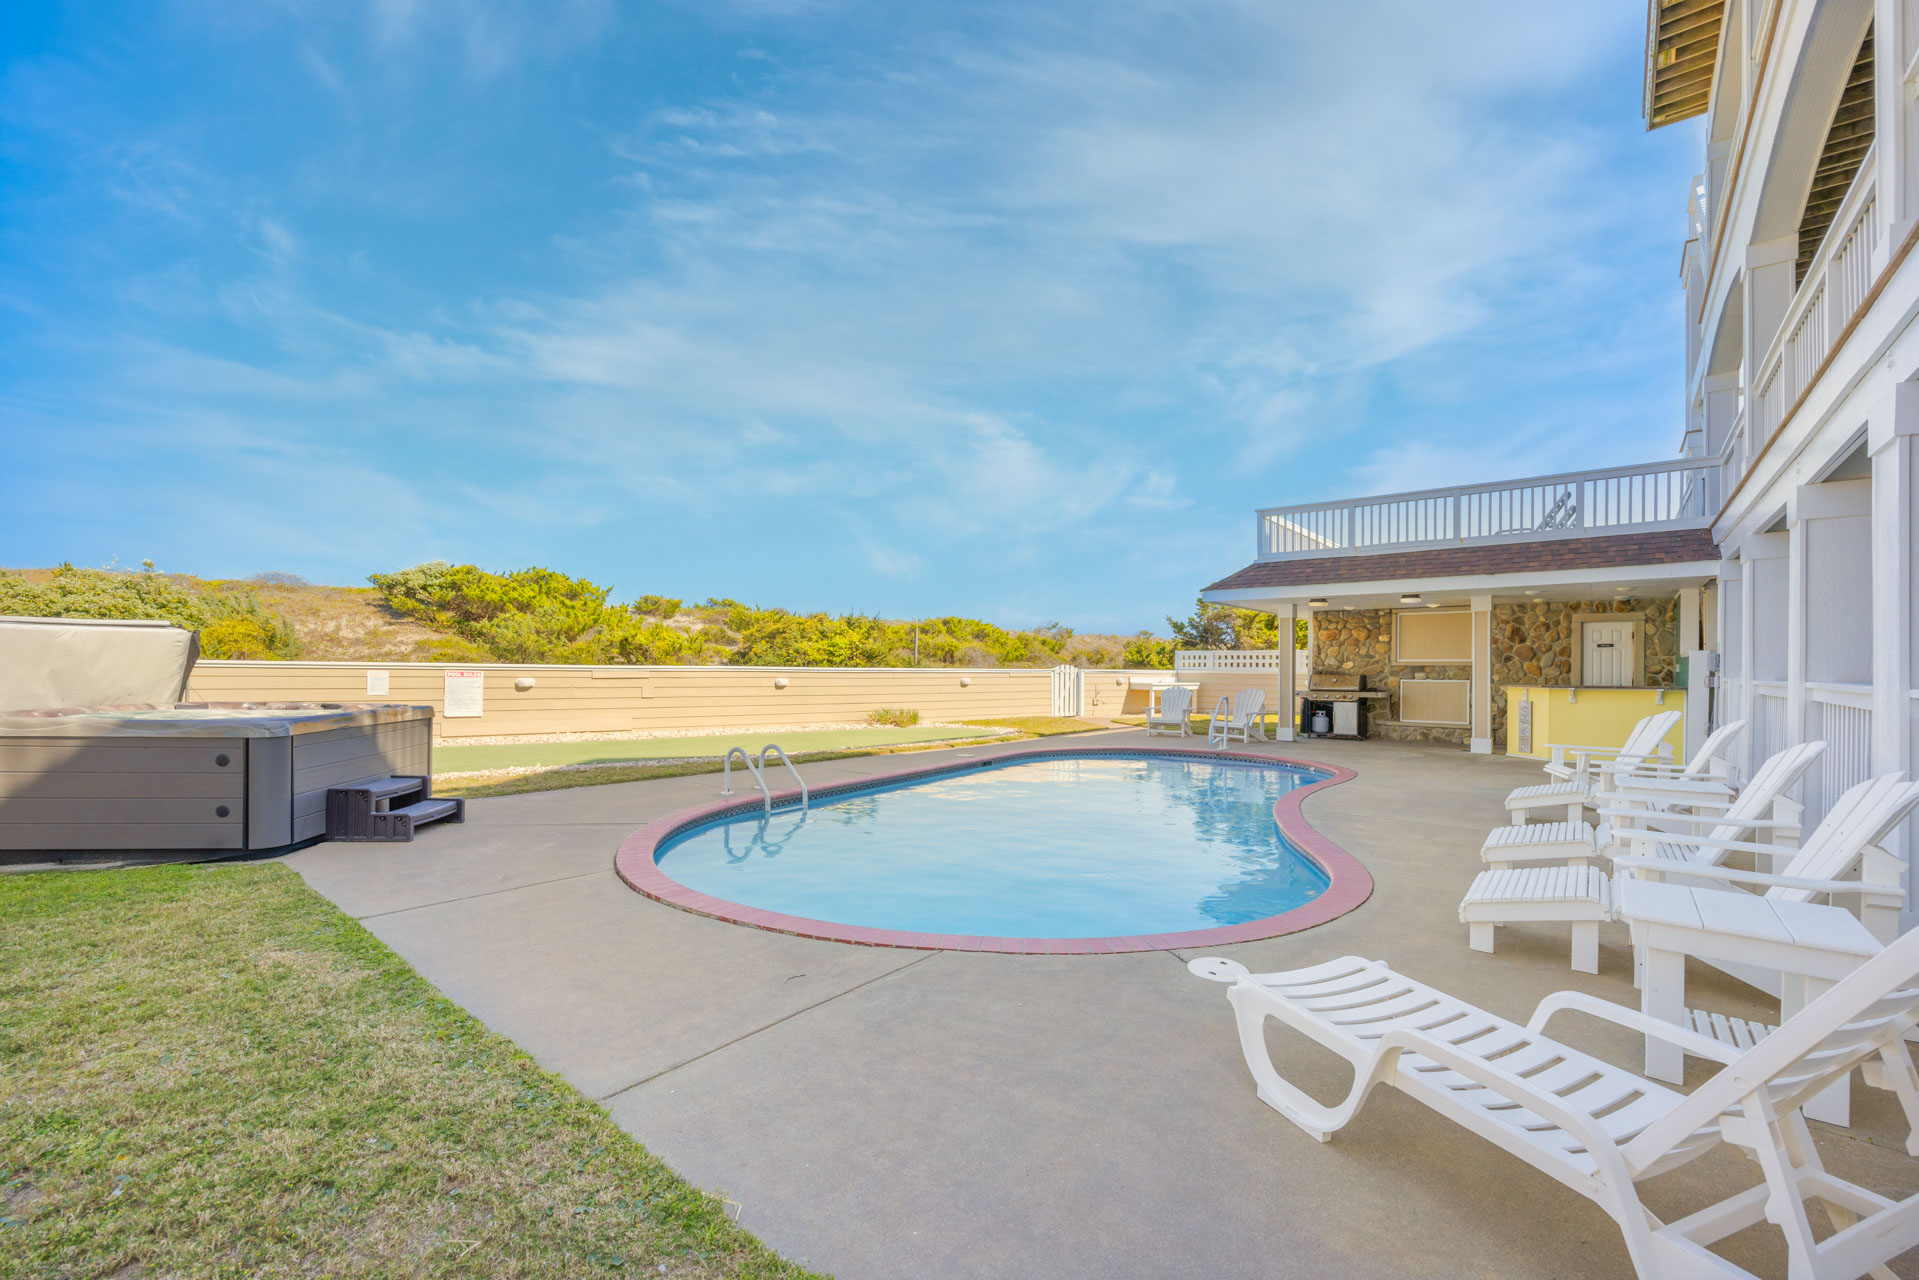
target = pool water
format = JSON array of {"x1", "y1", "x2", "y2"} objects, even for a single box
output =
[{"x1": 653, "y1": 755, "x2": 1329, "y2": 939}]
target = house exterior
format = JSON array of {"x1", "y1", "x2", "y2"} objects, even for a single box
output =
[{"x1": 1203, "y1": 0, "x2": 1918, "y2": 922}]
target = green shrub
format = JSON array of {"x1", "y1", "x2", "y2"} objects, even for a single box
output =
[
  {"x1": 1122, "y1": 633, "x2": 1175, "y2": 668},
  {"x1": 867, "y1": 707, "x2": 920, "y2": 727},
  {"x1": 0, "y1": 564, "x2": 300, "y2": 659}
]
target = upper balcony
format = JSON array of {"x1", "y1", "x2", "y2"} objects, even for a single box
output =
[{"x1": 1254, "y1": 457, "x2": 1718, "y2": 562}]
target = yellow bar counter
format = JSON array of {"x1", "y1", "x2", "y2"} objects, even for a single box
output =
[{"x1": 1502, "y1": 686, "x2": 1685, "y2": 761}]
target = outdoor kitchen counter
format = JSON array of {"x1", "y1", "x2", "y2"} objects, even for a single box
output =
[{"x1": 1501, "y1": 685, "x2": 1687, "y2": 761}]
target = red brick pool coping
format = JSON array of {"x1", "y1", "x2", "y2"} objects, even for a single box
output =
[{"x1": 613, "y1": 745, "x2": 1370, "y2": 954}]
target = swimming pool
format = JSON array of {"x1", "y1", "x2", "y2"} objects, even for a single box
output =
[{"x1": 617, "y1": 747, "x2": 1370, "y2": 953}]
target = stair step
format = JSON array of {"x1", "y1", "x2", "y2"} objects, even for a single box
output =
[
  {"x1": 345, "y1": 775, "x2": 428, "y2": 802},
  {"x1": 390, "y1": 798, "x2": 462, "y2": 826},
  {"x1": 324, "y1": 777, "x2": 461, "y2": 842}
]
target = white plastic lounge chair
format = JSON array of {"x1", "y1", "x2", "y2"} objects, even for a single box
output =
[
  {"x1": 1460, "y1": 743, "x2": 1827, "y2": 970},
  {"x1": 1477, "y1": 740, "x2": 1820, "y2": 875},
  {"x1": 1188, "y1": 930, "x2": 1919, "y2": 1279},
  {"x1": 1208, "y1": 687, "x2": 1267, "y2": 747},
  {"x1": 1145, "y1": 685, "x2": 1194, "y2": 738},
  {"x1": 1505, "y1": 709, "x2": 1682, "y2": 825}
]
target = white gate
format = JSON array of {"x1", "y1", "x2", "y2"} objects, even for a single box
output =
[{"x1": 1050, "y1": 664, "x2": 1083, "y2": 717}]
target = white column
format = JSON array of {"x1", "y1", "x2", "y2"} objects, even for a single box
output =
[
  {"x1": 1786, "y1": 506, "x2": 1809, "y2": 804},
  {"x1": 1874, "y1": 381, "x2": 1919, "y2": 929},
  {"x1": 1745, "y1": 531, "x2": 1790, "y2": 769},
  {"x1": 1273, "y1": 600, "x2": 1297, "y2": 742},
  {"x1": 1716, "y1": 557, "x2": 1748, "y2": 776},
  {"x1": 1470, "y1": 593, "x2": 1493, "y2": 754}
]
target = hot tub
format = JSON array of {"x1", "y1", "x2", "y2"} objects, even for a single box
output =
[
  {"x1": 0, "y1": 614, "x2": 436, "y2": 857},
  {"x1": 0, "y1": 702, "x2": 435, "y2": 855}
]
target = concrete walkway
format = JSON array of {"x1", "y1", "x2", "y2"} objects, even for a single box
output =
[{"x1": 281, "y1": 731, "x2": 1919, "y2": 1279}]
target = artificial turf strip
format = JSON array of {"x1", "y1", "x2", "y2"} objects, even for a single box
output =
[
  {"x1": 432, "y1": 725, "x2": 1001, "y2": 773},
  {"x1": 0, "y1": 865, "x2": 822, "y2": 1280},
  {"x1": 953, "y1": 717, "x2": 1109, "y2": 736},
  {"x1": 430, "y1": 750, "x2": 877, "y2": 799}
]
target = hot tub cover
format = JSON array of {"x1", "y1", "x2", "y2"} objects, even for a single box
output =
[{"x1": 0, "y1": 616, "x2": 198, "y2": 712}]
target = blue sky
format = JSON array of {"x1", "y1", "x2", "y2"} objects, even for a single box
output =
[{"x1": 0, "y1": 2, "x2": 1702, "y2": 633}]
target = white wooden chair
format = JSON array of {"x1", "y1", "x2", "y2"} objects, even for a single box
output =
[
  {"x1": 1459, "y1": 744, "x2": 1829, "y2": 971},
  {"x1": 1216, "y1": 687, "x2": 1267, "y2": 745},
  {"x1": 1189, "y1": 930, "x2": 1919, "y2": 1279},
  {"x1": 1145, "y1": 685, "x2": 1194, "y2": 738},
  {"x1": 1505, "y1": 710, "x2": 1682, "y2": 825},
  {"x1": 1593, "y1": 739, "x2": 1824, "y2": 868},
  {"x1": 1475, "y1": 740, "x2": 1820, "y2": 876},
  {"x1": 1597, "y1": 718, "x2": 1748, "y2": 809},
  {"x1": 1611, "y1": 770, "x2": 1910, "y2": 902}
]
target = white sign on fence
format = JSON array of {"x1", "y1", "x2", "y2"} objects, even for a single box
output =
[
  {"x1": 365, "y1": 669, "x2": 390, "y2": 696},
  {"x1": 443, "y1": 670, "x2": 485, "y2": 717},
  {"x1": 1516, "y1": 697, "x2": 1532, "y2": 754}
]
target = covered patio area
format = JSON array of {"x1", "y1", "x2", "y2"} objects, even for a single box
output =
[
  {"x1": 276, "y1": 731, "x2": 1919, "y2": 1279},
  {"x1": 1203, "y1": 528, "x2": 1722, "y2": 759}
]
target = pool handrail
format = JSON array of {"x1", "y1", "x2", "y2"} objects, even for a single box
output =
[
  {"x1": 1207, "y1": 697, "x2": 1231, "y2": 749},
  {"x1": 719, "y1": 744, "x2": 809, "y2": 814},
  {"x1": 758, "y1": 743, "x2": 810, "y2": 810}
]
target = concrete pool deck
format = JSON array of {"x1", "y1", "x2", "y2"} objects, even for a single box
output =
[{"x1": 279, "y1": 730, "x2": 1919, "y2": 1279}]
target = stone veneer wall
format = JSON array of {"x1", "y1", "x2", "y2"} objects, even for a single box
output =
[{"x1": 1310, "y1": 597, "x2": 1679, "y2": 748}]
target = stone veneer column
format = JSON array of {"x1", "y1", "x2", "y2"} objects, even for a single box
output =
[
  {"x1": 1470, "y1": 594, "x2": 1493, "y2": 754},
  {"x1": 1677, "y1": 586, "x2": 1703, "y2": 761}
]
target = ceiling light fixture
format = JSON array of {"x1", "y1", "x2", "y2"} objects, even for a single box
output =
[
  {"x1": 1307, "y1": 597, "x2": 1328, "y2": 607},
  {"x1": 1400, "y1": 593, "x2": 1421, "y2": 605}
]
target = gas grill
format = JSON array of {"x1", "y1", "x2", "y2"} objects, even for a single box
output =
[{"x1": 1300, "y1": 672, "x2": 1388, "y2": 740}]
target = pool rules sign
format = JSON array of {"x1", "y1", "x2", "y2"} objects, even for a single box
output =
[{"x1": 443, "y1": 670, "x2": 485, "y2": 718}]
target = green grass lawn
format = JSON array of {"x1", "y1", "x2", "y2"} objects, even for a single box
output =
[
  {"x1": 434, "y1": 724, "x2": 1003, "y2": 774},
  {"x1": 0, "y1": 865, "x2": 819, "y2": 1279}
]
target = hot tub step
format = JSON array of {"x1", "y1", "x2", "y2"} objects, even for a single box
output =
[{"x1": 325, "y1": 777, "x2": 464, "y2": 842}]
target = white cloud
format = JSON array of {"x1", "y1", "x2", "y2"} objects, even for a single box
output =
[{"x1": 865, "y1": 543, "x2": 922, "y2": 579}]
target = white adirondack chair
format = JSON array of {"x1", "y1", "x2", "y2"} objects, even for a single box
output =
[
  {"x1": 1611, "y1": 770, "x2": 1912, "y2": 902},
  {"x1": 1460, "y1": 744, "x2": 1829, "y2": 972},
  {"x1": 1506, "y1": 709, "x2": 1682, "y2": 825},
  {"x1": 1477, "y1": 738, "x2": 1816, "y2": 877},
  {"x1": 1598, "y1": 717, "x2": 1748, "y2": 810},
  {"x1": 1145, "y1": 685, "x2": 1194, "y2": 738},
  {"x1": 1188, "y1": 932, "x2": 1919, "y2": 1279},
  {"x1": 1215, "y1": 687, "x2": 1267, "y2": 745},
  {"x1": 1595, "y1": 739, "x2": 1825, "y2": 869}
]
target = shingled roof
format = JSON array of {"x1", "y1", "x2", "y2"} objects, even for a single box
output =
[{"x1": 1204, "y1": 528, "x2": 1721, "y2": 593}]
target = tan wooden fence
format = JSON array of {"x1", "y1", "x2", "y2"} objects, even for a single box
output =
[{"x1": 189, "y1": 660, "x2": 1060, "y2": 740}]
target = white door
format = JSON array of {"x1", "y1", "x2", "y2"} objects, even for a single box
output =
[{"x1": 1582, "y1": 621, "x2": 1633, "y2": 687}]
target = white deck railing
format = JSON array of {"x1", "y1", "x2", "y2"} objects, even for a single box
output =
[
  {"x1": 1255, "y1": 457, "x2": 1716, "y2": 560},
  {"x1": 1749, "y1": 152, "x2": 1880, "y2": 444}
]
